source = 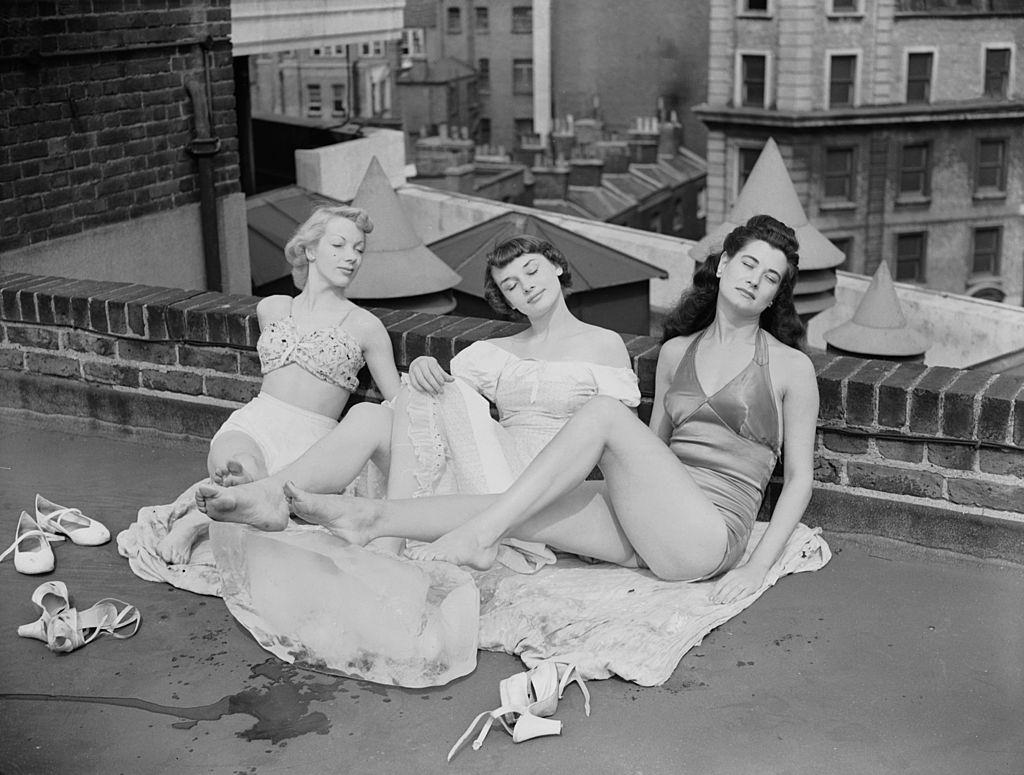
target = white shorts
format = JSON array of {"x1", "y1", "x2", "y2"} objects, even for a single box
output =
[{"x1": 210, "y1": 392, "x2": 338, "y2": 474}]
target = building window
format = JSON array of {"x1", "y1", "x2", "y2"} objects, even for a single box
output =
[
  {"x1": 401, "y1": 29, "x2": 424, "y2": 58},
  {"x1": 984, "y1": 47, "x2": 1011, "y2": 98},
  {"x1": 331, "y1": 84, "x2": 346, "y2": 115},
  {"x1": 372, "y1": 40, "x2": 383, "y2": 56},
  {"x1": 306, "y1": 84, "x2": 322, "y2": 116},
  {"x1": 906, "y1": 51, "x2": 934, "y2": 103},
  {"x1": 830, "y1": 0, "x2": 860, "y2": 12},
  {"x1": 475, "y1": 6, "x2": 490, "y2": 32},
  {"x1": 447, "y1": 7, "x2": 462, "y2": 34},
  {"x1": 899, "y1": 143, "x2": 930, "y2": 197},
  {"x1": 310, "y1": 48, "x2": 324, "y2": 57},
  {"x1": 972, "y1": 227, "x2": 1001, "y2": 276},
  {"x1": 513, "y1": 59, "x2": 533, "y2": 95},
  {"x1": 823, "y1": 147, "x2": 856, "y2": 201},
  {"x1": 477, "y1": 117, "x2": 491, "y2": 146},
  {"x1": 739, "y1": 54, "x2": 767, "y2": 107},
  {"x1": 515, "y1": 118, "x2": 535, "y2": 141},
  {"x1": 975, "y1": 138, "x2": 1007, "y2": 192},
  {"x1": 512, "y1": 6, "x2": 532, "y2": 34},
  {"x1": 895, "y1": 233, "x2": 926, "y2": 282},
  {"x1": 737, "y1": 146, "x2": 762, "y2": 195},
  {"x1": 829, "y1": 54, "x2": 857, "y2": 107},
  {"x1": 360, "y1": 42, "x2": 371, "y2": 56},
  {"x1": 478, "y1": 58, "x2": 490, "y2": 92},
  {"x1": 831, "y1": 236, "x2": 853, "y2": 270},
  {"x1": 739, "y1": 0, "x2": 770, "y2": 14}
]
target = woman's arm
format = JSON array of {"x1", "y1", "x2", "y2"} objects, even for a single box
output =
[
  {"x1": 709, "y1": 350, "x2": 818, "y2": 604},
  {"x1": 255, "y1": 295, "x2": 291, "y2": 330},
  {"x1": 360, "y1": 315, "x2": 402, "y2": 401},
  {"x1": 648, "y1": 337, "x2": 687, "y2": 443}
]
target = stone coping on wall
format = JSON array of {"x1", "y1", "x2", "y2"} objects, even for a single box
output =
[{"x1": 2, "y1": 273, "x2": 1023, "y2": 562}]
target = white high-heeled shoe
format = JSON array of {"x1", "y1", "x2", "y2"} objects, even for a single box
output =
[
  {"x1": 447, "y1": 660, "x2": 591, "y2": 761},
  {"x1": 35, "y1": 494, "x2": 110, "y2": 546},
  {"x1": 45, "y1": 597, "x2": 141, "y2": 654},
  {"x1": 18, "y1": 580, "x2": 72, "y2": 641},
  {"x1": 0, "y1": 511, "x2": 63, "y2": 574}
]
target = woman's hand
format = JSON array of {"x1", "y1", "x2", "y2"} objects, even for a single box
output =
[
  {"x1": 708, "y1": 562, "x2": 767, "y2": 605},
  {"x1": 407, "y1": 356, "x2": 454, "y2": 395}
]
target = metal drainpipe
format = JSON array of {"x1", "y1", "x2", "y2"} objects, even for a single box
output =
[{"x1": 185, "y1": 37, "x2": 223, "y2": 292}]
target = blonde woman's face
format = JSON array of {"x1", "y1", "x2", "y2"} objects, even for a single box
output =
[
  {"x1": 491, "y1": 252, "x2": 564, "y2": 317},
  {"x1": 307, "y1": 217, "x2": 366, "y2": 288}
]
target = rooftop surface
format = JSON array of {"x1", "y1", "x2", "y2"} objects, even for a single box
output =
[{"x1": 0, "y1": 411, "x2": 1021, "y2": 775}]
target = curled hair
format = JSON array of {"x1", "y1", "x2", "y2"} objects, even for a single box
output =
[
  {"x1": 482, "y1": 234, "x2": 572, "y2": 318},
  {"x1": 661, "y1": 214, "x2": 805, "y2": 348},
  {"x1": 283, "y1": 205, "x2": 374, "y2": 290}
]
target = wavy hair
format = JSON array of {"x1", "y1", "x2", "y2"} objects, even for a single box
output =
[
  {"x1": 661, "y1": 214, "x2": 805, "y2": 348},
  {"x1": 483, "y1": 234, "x2": 572, "y2": 318},
  {"x1": 283, "y1": 205, "x2": 374, "y2": 290}
]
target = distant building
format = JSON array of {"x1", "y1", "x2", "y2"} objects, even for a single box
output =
[
  {"x1": 694, "y1": 0, "x2": 1024, "y2": 305},
  {"x1": 398, "y1": 0, "x2": 710, "y2": 155}
]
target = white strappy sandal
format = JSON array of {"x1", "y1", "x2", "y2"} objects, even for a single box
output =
[
  {"x1": 45, "y1": 597, "x2": 141, "y2": 654},
  {"x1": 35, "y1": 494, "x2": 110, "y2": 546},
  {"x1": 18, "y1": 580, "x2": 72, "y2": 641},
  {"x1": 447, "y1": 660, "x2": 591, "y2": 762},
  {"x1": 0, "y1": 511, "x2": 64, "y2": 574}
]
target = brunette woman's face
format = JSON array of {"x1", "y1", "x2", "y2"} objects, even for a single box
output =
[
  {"x1": 491, "y1": 252, "x2": 565, "y2": 317},
  {"x1": 307, "y1": 217, "x2": 366, "y2": 289},
  {"x1": 717, "y1": 239, "x2": 789, "y2": 314}
]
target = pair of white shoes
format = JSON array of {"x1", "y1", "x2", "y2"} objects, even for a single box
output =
[
  {"x1": 17, "y1": 580, "x2": 140, "y2": 654},
  {"x1": 447, "y1": 660, "x2": 592, "y2": 762},
  {"x1": 0, "y1": 495, "x2": 110, "y2": 575}
]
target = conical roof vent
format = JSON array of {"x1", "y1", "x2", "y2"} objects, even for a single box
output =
[
  {"x1": 824, "y1": 261, "x2": 930, "y2": 358},
  {"x1": 690, "y1": 138, "x2": 845, "y2": 316},
  {"x1": 347, "y1": 156, "x2": 462, "y2": 299}
]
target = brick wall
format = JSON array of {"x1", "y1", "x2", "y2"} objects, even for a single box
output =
[
  {"x1": 2, "y1": 273, "x2": 1022, "y2": 559},
  {"x1": 0, "y1": 0, "x2": 239, "y2": 252}
]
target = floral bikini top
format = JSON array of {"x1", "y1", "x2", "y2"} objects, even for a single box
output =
[{"x1": 256, "y1": 309, "x2": 364, "y2": 392}]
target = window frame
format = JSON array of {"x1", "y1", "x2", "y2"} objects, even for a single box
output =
[
  {"x1": 735, "y1": 144, "x2": 764, "y2": 199},
  {"x1": 894, "y1": 232, "x2": 927, "y2": 283},
  {"x1": 305, "y1": 83, "x2": 323, "y2": 117},
  {"x1": 829, "y1": 236, "x2": 854, "y2": 270},
  {"x1": 898, "y1": 141, "x2": 932, "y2": 200},
  {"x1": 982, "y1": 44, "x2": 1014, "y2": 98},
  {"x1": 512, "y1": 58, "x2": 534, "y2": 96},
  {"x1": 904, "y1": 47, "x2": 937, "y2": 104},
  {"x1": 331, "y1": 83, "x2": 346, "y2": 116},
  {"x1": 446, "y1": 6, "x2": 462, "y2": 35},
  {"x1": 826, "y1": 50, "x2": 860, "y2": 108},
  {"x1": 828, "y1": 0, "x2": 862, "y2": 16},
  {"x1": 478, "y1": 57, "x2": 491, "y2": 93},
  {"x1": 974, "y1": 137, "x2": 1007, "y2": 194},
  {"x1": 735, "y1": 50, "x2": 771, "y2": 108},
  {"x1": 971, "y1": 226, "x2": 1002, "y2": 277},
  {"x1": 475, "y1": 6, "x2": 490, "y2": 33},
  {"x1": 511, "y1": 6, "x2": 533, "y2": 34},
  {"x1": 822, "y1": 146, "x2": 857, "y2": 204},
  {"x1": 737, "y1": 0, "x2": 772, "y2": 17}
]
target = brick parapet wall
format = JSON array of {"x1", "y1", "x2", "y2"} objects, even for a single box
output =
[
  {"x1": 2, "y1": 273, "x2": 1023, "y2": 524},
  {"x1": 0, "y1": 0, "x2": 239, "y2": 251}
]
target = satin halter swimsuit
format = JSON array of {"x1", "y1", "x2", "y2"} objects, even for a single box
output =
[
  {"x1": 663, "y1": 328, "x2": 782, "y2": 576},
  {"x1": 256, "y1": 309, "x2": 365, "y2": 392}
]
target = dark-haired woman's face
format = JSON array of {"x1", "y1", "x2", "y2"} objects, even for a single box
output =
[
  {"x1": 491, "y1": 253, "x2": 564, "y2": 318},
  {"x1": 718, "y1": 239, "x2": 789, "y2": 314}
]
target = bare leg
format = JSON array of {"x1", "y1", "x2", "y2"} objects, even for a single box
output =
[
  {"x1": 196, "y1": 402, "x2": 393, "y2": 531},
  {"x1": 405, "y1": 396, "x2": 729, "y2": 579},
  {"x1": 207, "y1": 431, "x2": 267, "y2": 486}
]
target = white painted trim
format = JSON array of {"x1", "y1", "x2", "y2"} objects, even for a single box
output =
[
  {"x1": 825, "y1": 49, "x2": 862, "y2": 108},
  {"x1": 902, "y1": 46, "x2": 939, "y2": 104},
  {"x1": 734, "y1": 49, "x2": 773, "y2": 108},
  {"x1": 980, "y1": 42, "x2": 1016, "y2": 98}
]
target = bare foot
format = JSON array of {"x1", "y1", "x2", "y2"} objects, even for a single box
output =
[
  {"x1": 156, "y1": 511, "x2": 210, "y2": 565},
  {"x1": 403, "y1": 525, "x2": 500, "y2": 571},
  {"x1": 283, "y1": 481, "x2": 380, "y2": 546},
  {"x1": 195, "y1": 480, "x2": 289, "y2": 531},
  {"x1": 212, "y1": 456, "x2": 264, "y2": 487}
]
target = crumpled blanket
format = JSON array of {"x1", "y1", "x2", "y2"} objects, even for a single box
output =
[
  {"x1": 473, "y1": 521, "x2": 831, "y2": 686},
  {"x1": 116, "y1": 481, "x2": 222, "y2": 596}
]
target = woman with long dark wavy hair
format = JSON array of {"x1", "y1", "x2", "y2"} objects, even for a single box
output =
[{"x1": 315, "y1": 214, "x2": 819, "y2": 603}]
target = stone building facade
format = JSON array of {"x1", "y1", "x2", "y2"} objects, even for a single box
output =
[{"x1": 695, "y1": 0, "x2": 1024, "y2": 304}]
